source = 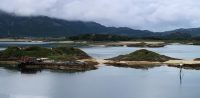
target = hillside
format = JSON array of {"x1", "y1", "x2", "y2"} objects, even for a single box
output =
[
  {"x1": 1, "y1": 11, "x2": 200, "y2": 38},
  {"x1": 162, "y1": 28, "x2": 200, "y2": 37},
  {"x1": 0, "y1": 11, "x2": 153, "y2": 37}
]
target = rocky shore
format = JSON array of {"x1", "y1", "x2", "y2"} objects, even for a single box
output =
[
  {"x1": 0, "y1": 59, "x2": 98, "y2": 73},
  {"x1": 105, "y1": 60, "x2": 162, "y2": 69}
]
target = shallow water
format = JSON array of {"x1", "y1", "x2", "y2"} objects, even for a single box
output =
[
  {"x1": 0, "y1": 44, "x2": 200, "y2": 98},
  {"x1": 81, "y1": 44, "x2": 200, "y2": 60}
]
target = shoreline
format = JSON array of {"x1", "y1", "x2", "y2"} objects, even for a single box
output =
[
  {"x1": 1, "y1": 59, "x2": 200, "y2": 72},
  {"x1": 0, "y1": 59, "x2": 99, "y2": 73},
  {"x1": 103, "y1": 60, "x2": 200, "y2": 69}
]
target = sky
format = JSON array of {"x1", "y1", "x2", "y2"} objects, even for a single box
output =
[{"x1": 0, "y1": 0, "x2": 200, "y2": 32}]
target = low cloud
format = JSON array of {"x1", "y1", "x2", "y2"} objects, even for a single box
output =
[{"x1": 0, "y1": 0, "x2": 200, "y2": 31}]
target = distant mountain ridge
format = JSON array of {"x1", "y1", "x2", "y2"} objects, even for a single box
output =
[
  {"x1": 162, "y1": 28, "x2": 200, "y2": 37},
  {"x1": 0, "y1": 11, "x2": 154, "y2": 37},
  {"x1": 0, "y1": 10, "x2": 200, "y2": 38}
]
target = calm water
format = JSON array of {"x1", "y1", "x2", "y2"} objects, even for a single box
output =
[{"x1": 0, "y1": 44, "x2": 200, "y2": 98}]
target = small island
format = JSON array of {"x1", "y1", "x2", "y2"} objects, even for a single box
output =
[
  {"x1": 0, "y1": 46, "x2": 98, "y2": 73},
  {"x1": 105, "y1": 49, "x2": 200, "y2": 69},
  {"x1": 105, "y1": 49, "x2": 178, "y2": 69},
  {"x1": 107, "y1": 49, "x2": 177, "y2": 62}
]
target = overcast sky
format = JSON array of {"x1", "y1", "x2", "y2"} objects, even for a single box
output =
[{"x1": 0, "y1": 0, "x2": 200, "y2": 31}]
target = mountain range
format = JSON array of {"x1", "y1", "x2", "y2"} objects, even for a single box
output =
[{"x1": 0, "y1": 10, "x2": 199, "y2": 38}]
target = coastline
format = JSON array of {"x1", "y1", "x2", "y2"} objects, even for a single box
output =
[
  {"x1": 0, "y1": 59, "x2": 99, "y2": 73},
  {"x1": 104, "y1": 60, "x2": 200, "y2": 69}
]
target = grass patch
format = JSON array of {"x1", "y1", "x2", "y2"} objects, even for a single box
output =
[{"x1": 0, "y1": 46, "x2": 91, "y2": 61}]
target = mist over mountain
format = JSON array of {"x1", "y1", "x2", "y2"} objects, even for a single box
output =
[
  {"x1": 0, "y1": 11, "x2": 199, "y2": 39},
  {"x1": 162, "y1": 28, "x2": 200, "y2": 37},
  {"x1": 0, "y1": 11, "x2": 154, "y2": 37}
]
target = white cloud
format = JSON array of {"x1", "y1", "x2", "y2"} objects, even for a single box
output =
[{"x1": 0, "y1": 0, "x2": 200, "y2": 31}]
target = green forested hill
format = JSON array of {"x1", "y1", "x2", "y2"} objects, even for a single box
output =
[
  {"x1": 0, "y1": 11, "x2": 153, "y2": 37},
  {"x1": 0, "y1": 10, "x2": 200, "y2": 39}
]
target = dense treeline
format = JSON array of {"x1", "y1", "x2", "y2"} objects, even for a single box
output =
[
  {"x1": 68, "y1": 32, "x2": 197, "y2": 41},
  {"x1": 69, "y1": 34, "x2": 131, "y2": 41}
]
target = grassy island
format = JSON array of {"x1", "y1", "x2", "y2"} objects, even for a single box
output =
[
  {"x1": 108, "y1": 49, "x2": 177, "y2": 62},
  {"x1": 0, "y1": 46, "x2": 91, "y2": 61},
  {"x1": 0, "y1": 46, "x2": 98, "y2": 73},
  {"x1": 105, "y1": 49, "x2": 200, "y2": 69},
  {"x1": 105, "y1": 49, "x2": 178, "y2": 69}
]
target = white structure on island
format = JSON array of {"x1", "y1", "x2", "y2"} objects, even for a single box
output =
[{"x1": 36, "y1": 58, "x2": 54, "y2": 63}]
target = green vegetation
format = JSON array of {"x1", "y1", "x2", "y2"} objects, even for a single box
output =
[
  {"x1": 108, "y1": 49, "x2": 178, "y2": 62},
  {"x1": 0, "y1": 46, "x2": 91, "y2": 61},
  {"x1": 2, "y1": 10, "x2": 200, "y2": 41},
  {"x1": 0, "y1": 11, "x2": 152, "y2": 37},
  {"x1": 48, "y1": 47, "x2": 91, "y2": 60},
  {"x1": 69, "y1": 34, "x2": 131, "y2": 41},
  {"x1": 68, "y1": 32, "x2": 199, "y2": 42},
  {"x1": 162, "y1": 32, "x2": 191, "y2": 40}
]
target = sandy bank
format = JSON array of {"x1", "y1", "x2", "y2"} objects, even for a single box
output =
[
  {"x1": 164, "y1": 60, "x2": 200, "y2": 65},
  {"x1": 104, "y1": 60, "x2": 162, "y2": 69},
  {"x1": 104, "y1": 60, "x2": 200, "y2": 69}
]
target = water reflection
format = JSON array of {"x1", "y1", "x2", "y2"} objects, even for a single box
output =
[
  {"x1": 180, "y1": 65, "x2": 183, "y2": 86},
  {"x1": 81, "y1": 44, "x2": 200, "y2": 60},
  {"x1": 0, "y1": 45, "x2": 199, "y2": 98}
]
